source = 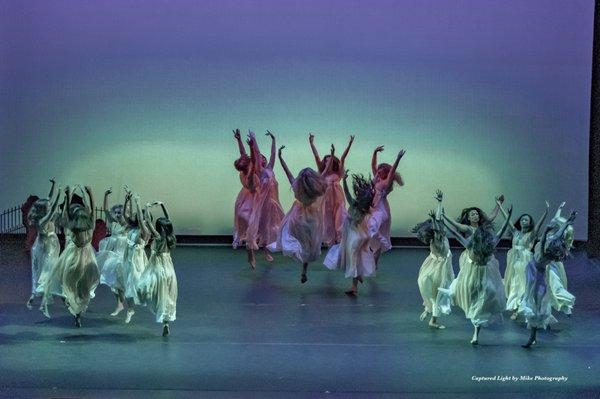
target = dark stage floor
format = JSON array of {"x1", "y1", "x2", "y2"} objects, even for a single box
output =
[{"x1": 0, "y1": 241, "x2": 599, "y2": 398}]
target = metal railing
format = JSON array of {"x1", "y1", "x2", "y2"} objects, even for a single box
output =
[{"x1": 0, "y1": 206, "x2": 25, "y2": 235}]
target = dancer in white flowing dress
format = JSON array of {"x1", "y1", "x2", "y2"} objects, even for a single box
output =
[
  {"x1": 45, "y1": 185, "x2": 100, "y2": 327},
  {"x1": 369, "y1": 147, "x2": 406, "y2": 266},
  {"x1": 136, "y1": 201, "x2": 178, "y2": 337},
  {"x1": 122, "y1": 193, "x2": 150, "y2": 323},
  {"x1": 495, "y1": 200, "x2": 549, "y2": 319},
  {"x1": 413, "y1": 190, "x2": 454, "y2": 329},
  {"x1": 97, "y1": 186, "x2": 130, "y2": 316},
  {"x1": 309, "y1": 133, "x2": 354, "y2": 247},
  {"x1": 268, "y1": 145, "x2": 330, "y2": 283},
  {"x1": 27, "y1": 179, "x2": 61, "y2": 317},
  {"x1": 437, "y1": 205, "x2": 512, "y2": 345},
  {"x1": 519, "y1": 211, "x2": 577, "y2": 348},
  {"x1": 324, "y1": 171, "x2": 375, "y2": 296}
]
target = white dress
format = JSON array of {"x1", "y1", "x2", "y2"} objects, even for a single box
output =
[
  {"x1": 368, "y1": 187, "x2": 392, "y2": 253},
  {"x1": 518, "y1": 259, "x2": 575, "y2": 329},
  {"x1": 504, "y1": 230, "x2": 534, "y2": 311},
  {"x1": 268, "y1": 197, "x2": 324, "y2": 264},
  {"x1": 122, "y1": 228, "x2": 148, "y2": 302},
  {"x1": 136, "y1": 238, "x2": 178, "y2": 323},
  {"x1": 47, "y1": 229, "x2": 100, "y2": 315},
  {"x1": 31, "y1": 221, "x2": 60, "y2": 296},
  {"x1": 437, "y1": 249, "x2": 506, "y2": 327},
  {"x1": 97, "y1": 222, "x2": 129, "y2": 292},
  {"x1": 324, "y1": 216, "x2": 375, "y2": 278},
  {"x1": 417, "y1": 237, "x2": 454, "y2": 317}
]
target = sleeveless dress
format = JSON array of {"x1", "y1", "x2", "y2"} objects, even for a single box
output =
[
  {"x1": 47, "y1": 229, "x2": 100, "y2": 316},
  {"x1": 233, "y1": 173, "x2": 257, "y2": 249},
  {"x1": 268, "y1": 196, "x2": 324, "y2": 264},
  {"x1": 97, "y1": 222, "x2": 129, "y2": 291},
  {"x1": 518, "y1": 258, "x2": 575, "y2": 329},
  {"x1": 122, "y1": 228, "x2": 148, "y2": 302},
  {"x1": 504, "y1": 230, "x2": 534, "y2": 311},
  {"x1": 136, "y1": 238, "x2": 178, "y2": 323},
  {"x1": 437, "y1": 249, "x2": 506, "y2": 327},
  {"x1": 324, "y1": 216, "x2": 375, "y2": 278},
  {"x1": 368, "y1": 186, "x2": 392, "y2": 253},
  {"x1": 31, "y1": 221, "x2": 60, "y2": 297},
  {"x1": 246, "y1": 168, "x2": 284, "y2": 250},
  {"x1": 417, "y1": 237, "x2": 454, "y2": 317},
  {"x1": 321, "y1": 172, "x2": 347, "y2": 247}
]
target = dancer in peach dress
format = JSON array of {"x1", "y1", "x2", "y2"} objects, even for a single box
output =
[
  {"x1": 268, "y1": 145, "x2": 331, "y2": 283},
  {"x1": 232, "y1": 129, "x2": 259, "y2": 268},
  {"x1": 368, "y1": 147, "x2": 406, "y2": 266},
  {"x1": 308, "y1": 133, "x2": 354, "y2": 247},
  {"x1": 245, "y1": 131, "x2": 285, "y2": 268}
]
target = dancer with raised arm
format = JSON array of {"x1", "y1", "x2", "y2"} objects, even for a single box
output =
[
  {"x1": 324, "y1": 170, "x2": 375, "y2": 296},
  {"x1": 44, "y1": 185, "x2": 100, "y2": 327},
  {"x1": 496, "y1": 200, "x2": 549, "y2": 320},
  {"x1": 268, "y1": 145, "x2": 330, "y2": 283},
  {"x1": 369, "y1": 147, "x2": 406, "y2": 266},
  {"x1": 27, "y1": 179, "x2": 61, "y2": 317},
  {"x1": 136, "y1": 201, "x2": 178, "y2": 337},
  {"x1": 437, "y1": 206, "x2": 511, "y2": 344},
  {"x1": 309, "y1": 133, "x2": 354, "y2": 246},
  {"x1": 413, "y1": 190, "x2": 454, "y2": 329},
  {"x1": 519, "y1": 211, "x2": 577, "y2": 348},
  {"x1": 232, "y1": 129, "x2": 259, "y2": 268},
  {"x1": 245, "y1": 131, "x2": 285, "y2": 267},
  {"x1": 97, "y1": 187, "x2": 130, "y2": 316}
]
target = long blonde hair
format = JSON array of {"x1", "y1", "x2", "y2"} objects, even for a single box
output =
[{"x1": 292, "y1": 168, "x2": 326, "y2": 206}]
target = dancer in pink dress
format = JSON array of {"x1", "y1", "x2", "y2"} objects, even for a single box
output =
[
  {"x1": 308, "y1": 133, "x2": 354, "y2": 247},
  {"x1": 232, "y1": 129, "x2": 259, "y2": 268},
  {"x1": 369, "y1": 147, "x2": 406, "y2": 266},
  {"x1": 268, "y1": 145, "x2": 331, "y2": 283},
  {"x1": 245, "y1": 131, "x2": 285, "y2": 268},
  {"x1": 324, "y1": 171, "x2": 376, "y2": 296}
]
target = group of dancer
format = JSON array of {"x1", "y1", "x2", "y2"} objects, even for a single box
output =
[
  {"x1": 26, "y1": 180, "x2": 178, "y2": 336},
  {"x1": 232, "y1": 130, "x2": 403, "y2": 292},
  {"x1": 232, "y1": 130, "x2": 577, "y2": 348}
]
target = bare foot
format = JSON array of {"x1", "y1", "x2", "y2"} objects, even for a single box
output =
[
  {"x1": 247, "y1": 250, "x2": 256, "y2": 270},
  {"x1": 40, "y1": 304, "x2": 51, "y2": 319},
  {"x1": 419, "y1": 311, "x2": 429, "y2": 321},
  {"x1": 301, "y1": 274, "x2": 307, "y2": 284},
  {"x1": 428, "y1": 320, "x2": 445, "y2": 329},
  {"x1": 75, "y1": 314, "x2": 81, "y2": 328},
  {"x1": 162, "y1": 324, "x2": 170, "y2": 337},
  {"x1": 521, "y1": 340, "x2": 536, "y2": 349},
  {"x1": 356, "y1": 276, "x2": 364, "y2": 284},
  {"x1": 510, "y1": 312, "x2": 518, "y2": 320},
  {"x1": 470, "y1": 338, "x2": 478, "y2": 345},
  {"x1": 26, "y1": 296, "x2": 34, "y2": 310},
  {"x1": 264, "y1": 251, "x2": 273, "y2": 262},
  {"x1": 125, "y1": 309, "x2": 135, "y2": 324},
  {"x1": 345, "y1": 289, "x2": 357, "y2": 297},
  {"x1": 110, "y1": 302, "x2": 124, "y2": 316}
]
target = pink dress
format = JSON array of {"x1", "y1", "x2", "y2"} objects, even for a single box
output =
[
  {"x1": 268, "y1": 196, "x2": 324, "y2": 264},
  {"x1": 368, "y1": 185, "x2": 392, "y2": 253},
  {"x1": 233, "y1": 173, "x2": 257, "y2": 249},
  {"x1": 246, "y1": 168, "x2": 285, "y2": 250},
  {"x1": 324, "y1": 216, "x2": 375, "y2": 278},
  {"x1": 321, "y1": 172, "x2": 347, "y2": 247}
]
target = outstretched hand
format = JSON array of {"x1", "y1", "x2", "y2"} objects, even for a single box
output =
[
  {"x1": 233, "y1": 129, "x2": 241, "y2": 140},
  {"x1": 343, "y1": 169, "x2": 350, "y2": 179},
  {"x1": 567, "y1": 210, "x2": 577, "y2": 224},
  {"x1": 374, "y1": 145, "x2": 384, "y2": 153},
  {"x1": 105, "y1": 187, "x2": 113, "y2": 195},
  {"x1": 278, "y1": 145, "x2": 285, "y2": 156},
  {"x1": 428, "y1": 209, "x2": 436, "y2": 219},
  {"x1": 348, "y1": 135, "x2": 355, "y2": 144},
  {"x1": 496, "y1": 194, "x2": 505, "y2": 204},
  {"x1": 545, "y1": 200, "x2": 550, "y2": 209},
  {"x1": 434, "y1": 189, "x2": 443, "y2": 202},
  {"x1": 50, "y1": 177, "x2": 56, "y2": 184},
  {"x1": 330, "y1": 144, "x2": 335, "y2": 156},
  {"x1": 397, "y1": 149, "x2": 406, "y2": 160},
  {"x1": 308, "y1": 133, "x2": 315, "y2": 143},
  {"x1": 266, "y1": 130, "x2": 274, "y2": 139},
  {"x1": 507, "y1": 205, "x2": 513, "y2": 215}
]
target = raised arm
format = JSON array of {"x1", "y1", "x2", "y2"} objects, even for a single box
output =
[
  {"x1": 145, "y1": 203, "x2": 160, "y2": 239},
  {"x1": 495, "y1": 205, "x2": 513, "y2": 243},
  {"x1": 266, "y1": 131, "x2": 276, "y2": 170},
  {"x1": 40, "y1": 189, "x2": 61, "y2": 227},
  {"x1": 135, "y1": 195, "x2": 150, "y2": 238},
  {"x1": 371, "y1": 146, "x2": 383, "y2": 176},
  {"x1": 62, "y1": 186, "x2": 71, "y2": 222},
  {"x1": 278, "y1": 146, "x2": 295, "y2": 186},
  {"x1": 383, "y1": 149, "x2": 405, "y2": 191},
  {"x1": 442, "y1": 212, "x2": 472, "y2": 235},
  {"x1": 441, "y1": 218, "x2": 469, "y2": 248},
  {"x1": 47, "y1": 177, "x2": 56, "y2": 199},
  {"x1": 247, "y1": 131, "x2": 262, "y2": 175},
  {"x1": 308, "y1": 133, "x2": 322, "y2": 170},
  {"x1": 233, "y1": 129, "x2": 247, "y2": 157},
  {"x1": 339, "y1": 135, "x2": 354, "y2": 168},
  {"x1": 151, "y1": 201, "x2": 170, "y2": 220},
  {"x1": 496, "y1": 200, "x2": 515, "y2": 234},
  {"x1": 342, "y1": 171, "x2": 355, "y2": 206},
  {"x1": 103, "y1": 188, "x2": 113, "y2": 222},
  {"x1": 434, "y1": 189, "x2": 443, "y2": 220},
  {"x1": 552, "y1": 210, "x2": 577, "y2": 240},
  {"x1": 84, "y1": 186, "x2": 94, "y2": 219},
  {"x1": 488, "y1": 194, "x2": 504, "y2": 222},
  {"x1": 321, "y1": 146, "x2": 335, "y2": 177},
  {"x1": 532, "y1": 201, "x2": 550, "y2": 237}
]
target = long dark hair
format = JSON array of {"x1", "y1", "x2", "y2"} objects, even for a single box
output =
[
  {"x1": 458, "y1": 207, "x2": 490, "y2": 227},
  {"x1": 69, "y1": 203, "x2": 93, "y2": 232},
  {"x1": 156, "y1": 217, "x2": 176, "y2": 249},
  {"x1": 514, "y1": 213, "x2": 534, "y2": 233},
  {"x1": 468, "y1": 222, "x2": 495, "y2": 261},
  {"x1": 319, "y1": 155, "x2": 341, "y2": 173},
  {"x1": 27, "y1": 198, "x2": 50, "y2": 227},
  {"x1": 412, "y1": 219, "x2": 435, "y2": 245}
]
